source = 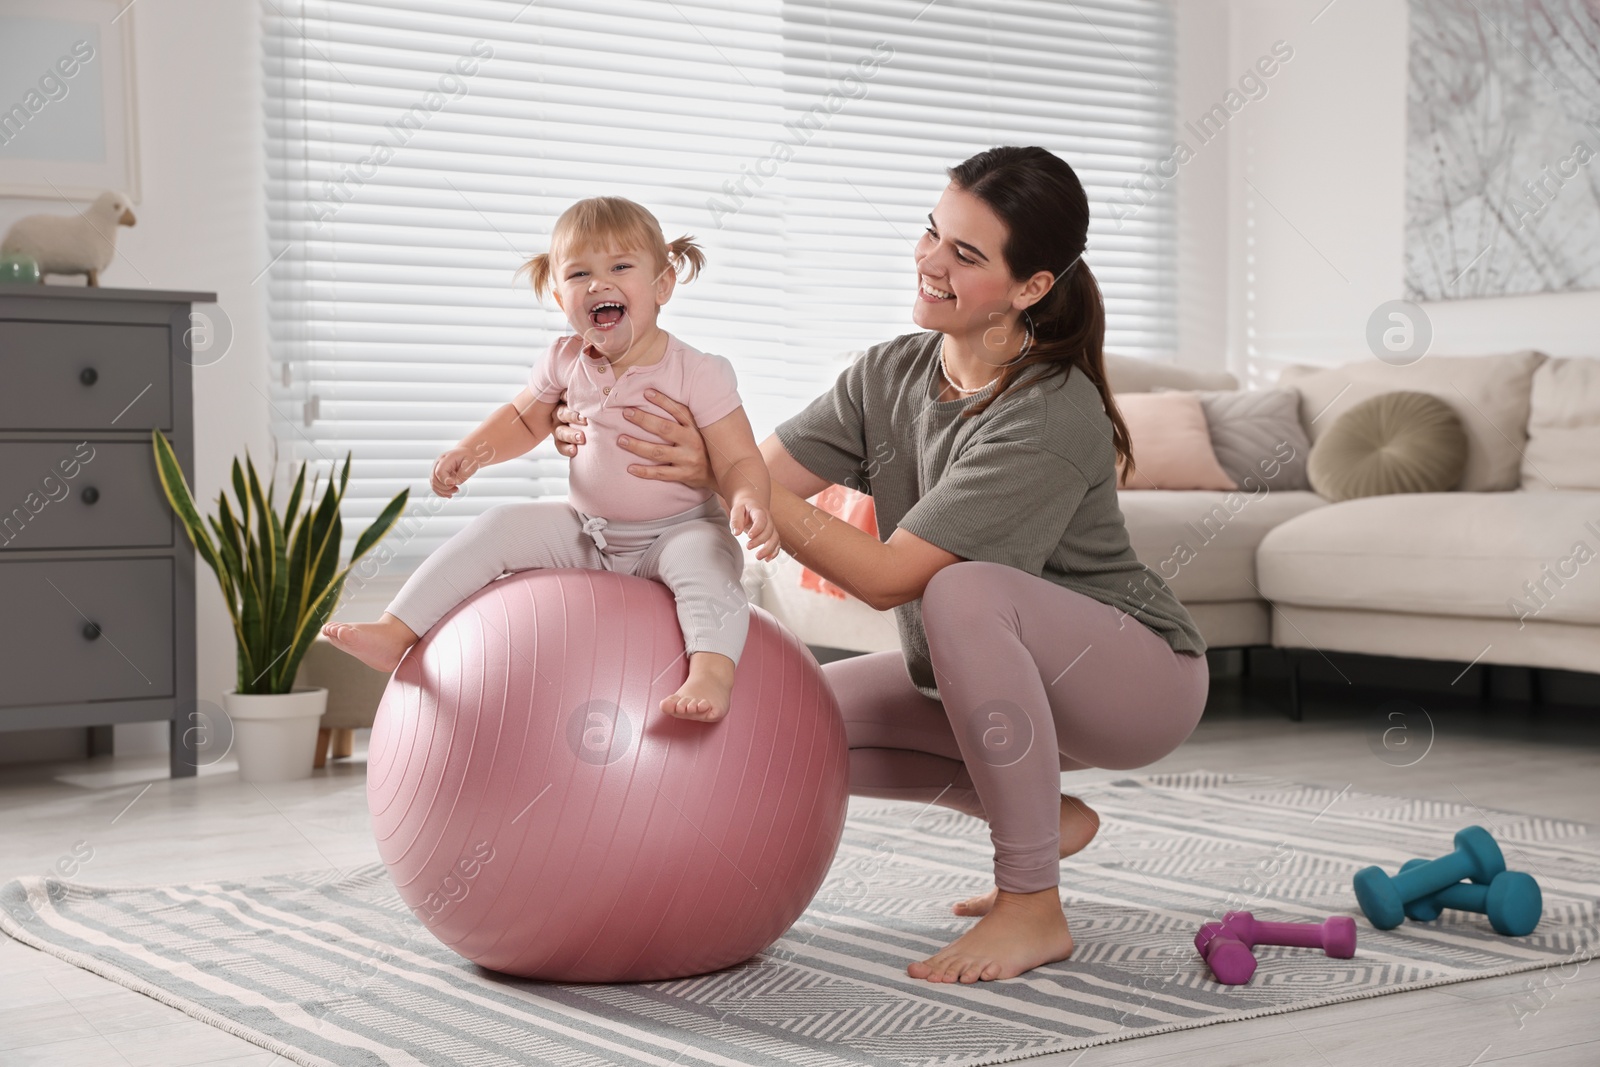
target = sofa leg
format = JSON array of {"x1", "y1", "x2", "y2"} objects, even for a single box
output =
[
  {"x1": 1286, "y1": 649, "x2": 1303, "y2": 722},
  {"x1": 313, "y1": 728, "x2": 331, "y2": 770},
  {"x1": 332, "y1": 728, "x2": 355, "y2": 759}
]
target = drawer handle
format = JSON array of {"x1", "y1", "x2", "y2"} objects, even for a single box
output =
[
  {"x1": 80, "y1": 486, "x2": 100, "y2": 505},
  {"x1": 82, "y1": 621, "x2": 102, "y2": 641},
  {"x1": 80, "y1": 367, "x2": 99, "y2": 386}
]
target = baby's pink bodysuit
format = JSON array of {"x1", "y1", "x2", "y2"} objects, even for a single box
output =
[{"x1": 529, "y1": 332, "x2": 742, "y2": 521}]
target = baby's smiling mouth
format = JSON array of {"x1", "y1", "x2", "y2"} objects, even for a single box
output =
[{"x1": 589, "y1": 301, "x2": 626, "y2": 329}]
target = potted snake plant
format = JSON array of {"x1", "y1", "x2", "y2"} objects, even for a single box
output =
[{"x1": 152, "y1": 431, "x2": 407, "y2": 782}]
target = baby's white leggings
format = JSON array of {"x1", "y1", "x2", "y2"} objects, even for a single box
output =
[{"x1": 386, "y1": 495, "x2": 751, "y2": 664}]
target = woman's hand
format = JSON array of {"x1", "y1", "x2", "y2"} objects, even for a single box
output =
[
  {"x1": 551, "y1": 400, "x2": 587, "y2": 457},
  {"x1": 558, "y1": 388, "x2": 719, "y2": 493}
]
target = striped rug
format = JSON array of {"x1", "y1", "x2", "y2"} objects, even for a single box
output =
[{"x1": 3, "y1": 772, "x2": 1596, "y2": 1067}]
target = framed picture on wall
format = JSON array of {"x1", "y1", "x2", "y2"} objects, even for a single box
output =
[
  {"x1": 1404, "y1": 0, "x2": 1600, "y2": 299},
  {"x1": 0, "y1": 0, "x2": 140, "y2": 200}
]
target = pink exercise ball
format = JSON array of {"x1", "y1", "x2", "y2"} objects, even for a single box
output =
[{"x1": 367, "y1": 567, "x2": 850, "y2": 983}]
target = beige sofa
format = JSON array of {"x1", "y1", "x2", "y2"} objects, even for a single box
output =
[
  {"x1": 744, "y1": 350, "x2": 1600, "y2": 718},
  {"x1": 1258, "y1": 351, "x2": 1598, "y2": 712}
]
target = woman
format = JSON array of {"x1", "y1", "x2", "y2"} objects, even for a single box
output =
[{"x1": 549, "y1": 146, "x2": 1209, "y2": 984}]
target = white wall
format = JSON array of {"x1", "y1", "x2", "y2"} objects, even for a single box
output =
[
  {"x1": 1225, "y1": 0, "x2": 1600, "y2": 387},
  {"x1": 1, "y1": 1, "x2": 270, "y2": 756},
  {"x1": 1173, "y1": 0, "x2": 1235, "y2": 378}
]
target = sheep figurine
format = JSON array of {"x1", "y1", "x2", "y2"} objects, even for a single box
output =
[{"x1": 1, "y1": 191, "x2": 137, "y2": 286}]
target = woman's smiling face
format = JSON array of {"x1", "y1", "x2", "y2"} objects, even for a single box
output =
[
  {"x1": 912, "y1": 182, "x2": 1022, "y2": 338},
  {"x1": 552, "y1": 243, "x2": 674, "y2": 354}
]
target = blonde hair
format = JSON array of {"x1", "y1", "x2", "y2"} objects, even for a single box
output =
[{"x1": 517, "y1": 196, "x2": 706, "y2": 300}]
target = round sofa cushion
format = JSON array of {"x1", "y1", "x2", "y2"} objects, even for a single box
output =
[{"x1": 1307, "y1": 390, "x2": 1468, "y2": 502}]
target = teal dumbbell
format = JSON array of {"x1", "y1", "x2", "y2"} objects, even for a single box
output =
[
  {"x1": 1352, "y1": 826, "x2": 1505, "y2": 930},
  {"x1": 1398, "y1": 858, "x2": 1542, "y2": 936}
]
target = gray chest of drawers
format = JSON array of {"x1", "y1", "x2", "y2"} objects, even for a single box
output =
[{"x1": 0, "y1": 286, "x2": 209, "y2": 777}]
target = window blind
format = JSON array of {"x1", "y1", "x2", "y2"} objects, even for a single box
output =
[
  {"x1": 778, "y1": 0, "x2": 1178, "y2": 363},
  {"x1": 263, "y1": 0, "x2": 1176, "y2": 582}
]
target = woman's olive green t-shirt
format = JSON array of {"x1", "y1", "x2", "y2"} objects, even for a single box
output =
[{"x1": 773, "y1": 329, "x2": 1206, "y2": 701}]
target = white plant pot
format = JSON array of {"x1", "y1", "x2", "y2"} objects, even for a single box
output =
[{"x1": 222, "y1": 687, "x2": 328, "y2": 784}]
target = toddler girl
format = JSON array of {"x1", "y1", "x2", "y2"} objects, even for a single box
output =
[{"x1": 323, "y1": 196, "x2": 779, "y2": 722}]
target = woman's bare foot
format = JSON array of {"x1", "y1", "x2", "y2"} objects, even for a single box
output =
[
  {"x1": 661, "y1": 652, "x2": 735, "y2": 722},
  {"x1": 321, "y1": 613, "x2": 418, "y2": 673},
  {"x1": 952, "y1": 796, "x2": 1100, "y2": 917},
  {"x1": 910, "y1": 886, "x2": 1075, "y2": 983}
]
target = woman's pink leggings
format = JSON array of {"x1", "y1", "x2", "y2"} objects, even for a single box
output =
[{"x1": 823, "y1": 560, "x2": 1209, "y2": 894}]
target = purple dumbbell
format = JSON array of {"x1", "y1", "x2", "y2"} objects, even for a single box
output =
[
  {"x1": 1194, "y1": 911, "x2": 1358, "y2": 985},
  {"x1": 1194, "y1": 923, "x2": 1257, "y2": 984},
  {"x1": 1219, "y1": 911, "x2": 1357, "y2": 958}
]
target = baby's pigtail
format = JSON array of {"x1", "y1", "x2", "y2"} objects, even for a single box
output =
[
  {"x1": 666, "y1": 235, "x2": 706, "y2": 284},
  {"x1": 516, "y1": 252, "x2": 555, "y2": 300}
]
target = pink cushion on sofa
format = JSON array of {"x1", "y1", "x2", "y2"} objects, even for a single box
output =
[{"x1": 1115, "y1": 392, "x2": 1238, "y2": 490}]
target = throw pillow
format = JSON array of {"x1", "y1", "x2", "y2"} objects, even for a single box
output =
[
  {"x1": 1153, "y1": 386, "x2": 1311, "y2": 491},
  {"x1": 1275, "y1": 350, "x2": 1546, "y2": 492},
  {"x1": 1521, "y1": 356, "x2": 1600, "y2": 490},
  {"x1": 1307, "y1": 390, "x2": 1468, "y2": 502},
  {"x1": 1114, "y1": 391, "x2": 1238, "y2": 490}
]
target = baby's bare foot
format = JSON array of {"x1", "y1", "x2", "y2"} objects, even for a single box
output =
[
  {"x1": 662, "y1": 652, "x2": 735, "y2": 722},
  {"x1": 953, "y1": 796, "x2": 1101, "y2": 917},
  {"x1": 321, "y1": 614, "x2": 417, "y2": 674}
]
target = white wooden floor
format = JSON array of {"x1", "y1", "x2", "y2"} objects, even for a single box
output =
[{"x1": 1, "y1": 672, "x2": 1597, "y2": 1066}]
